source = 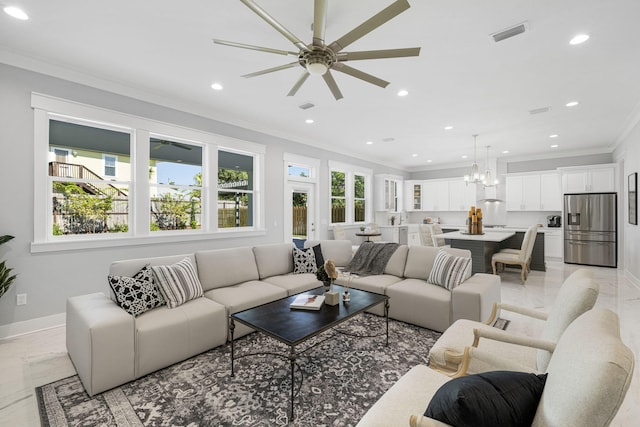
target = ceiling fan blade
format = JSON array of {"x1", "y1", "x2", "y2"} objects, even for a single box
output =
[
  {"x1": 322, "y1": 70, "x2": 343, "y2": 100},
  {"x1": 242, "y1": 62, "x2": 300, "y2": 78},
  {"x1": 213, "y1": 39, "x2": 298, "y2": 56},
  {"x1": 240, "y1": 0, "x2": 309, "y2": 52},
  {"x1": 328, "y1": 0, "x2": 410, "y2": 53},
  {"x1": 332, "y1": 63, "x2": 389, "y2": 88},
  {"x1": 287, "y1": 72, "x2": 310, "y2": 96},
  {"x1": 337, "y1": 47, "x2": 421, "y2": 61},
  {"x1": 312, "y1": 0, "x2": 328, "y2": 47}
]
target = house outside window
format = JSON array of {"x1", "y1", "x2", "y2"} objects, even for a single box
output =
[{"x1": 218, "y1": 149, "x2": 254, "y2": 228}]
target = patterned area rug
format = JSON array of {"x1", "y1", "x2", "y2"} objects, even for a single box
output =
[{"x1": 37, "y1": 314, "x2": 442, "y2": 427}]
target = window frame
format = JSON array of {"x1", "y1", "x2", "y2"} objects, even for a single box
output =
[
  {"x1": 328, "y1": 160, "x2": 372, "y2": 226},
  {"x1": 31, "y1": 93, "x2": 265, "y2": 253}
]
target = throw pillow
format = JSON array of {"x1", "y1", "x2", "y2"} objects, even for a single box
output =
[
  {"x1": 151, "y1": 257, "x2": 204, "y2": 308},
  {"x1": 425, "y1": 371, "x2": 548, "y2": 427},
  {"x1": 108, "y1": 264, "x2": 166, "y2": 317},
  {"x1": 312, "y1": 244, "x2": 325, "y2": 269},
  {"x1": 293, "y1": 247, "x2": 317, "y2": 274},
  {"x1": 427, "y1": 250, "x2": 471, "y2": 290}
]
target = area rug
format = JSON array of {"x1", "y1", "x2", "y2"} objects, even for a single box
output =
[{"x1": 37, "y1": 314, "x2": 442, "y2": 427}]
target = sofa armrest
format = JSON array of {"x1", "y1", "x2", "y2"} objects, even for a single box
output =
[
  {"x1": 66, "y1": 293, "x2": 135, "y2": 396},
  {"x1": 472, "y1": 327, "x2": 556, "y2": 353},
  {"x1": 451, "y1": 273, "x2": 501, "y2": 324}
]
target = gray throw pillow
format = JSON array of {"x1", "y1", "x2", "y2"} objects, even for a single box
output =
[
  {"x1": 151, "y1": 257, "x2": 203, "y2": 308},
  {"x1": 427, "y1": 250, "x2": 471, "y2": 290}
]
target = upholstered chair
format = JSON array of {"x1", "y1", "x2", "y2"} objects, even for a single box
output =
[
  {"x1": 418, "y1": 224, "x2": 435, "y2": 246},
  {"x1": 428, "y1": 269, "x2": 598, "y2": 374},
  {"x1": 497, "y1": 225, "x2": 538, "y2": 274},
  {"x1": 430, "y1": 224, "x2": 448, "y2": 247},
  {"x1": 491, "y1": 225, "x2": 536, "y2": 283}
]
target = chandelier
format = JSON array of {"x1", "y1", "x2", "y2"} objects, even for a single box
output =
[
  {"x1": 463, "y1": 135, "x2": 484, "y2": 186},
  {"x1": 482, "y1": 145, "x2": 499, "y2": 188}
]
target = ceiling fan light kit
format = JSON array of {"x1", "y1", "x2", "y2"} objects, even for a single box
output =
[{"x1": 214, "y1": 0, "x2": 421, "y2": 100}]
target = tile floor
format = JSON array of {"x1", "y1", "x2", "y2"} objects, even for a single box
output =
[{"x1": 0, "y1": 260, "x2": 638, "y2": 426}]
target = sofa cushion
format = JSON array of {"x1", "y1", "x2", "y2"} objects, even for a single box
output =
[
  {"x1": 196, "y1": 247, "x2": 260, "y2": 291},
  {"x1": 427, "y1": 250, "x2": 471, "y2": 290},
  {"x1": 252, "y1": 243, "x2": 294, "y2": 278},
  {"x1": 151, "y1": 257, "x2": 204, "y2": 309},
  {"x1": 386, "y1": 279, "x2": 452, "y2": 332},
  {"x1": 404, "y1": 246, "x2": 471, "y2": 280},
  {"x1": 383, "y1": 244, "x2": 408, "y2": 277},
  {"x1": 304, "y1": 240, "x2": 353, "y2": 267},
  {"x1": 262, "y1": 273, "x2": 320, "y2": 296},
  {"x1": 108, "y1": 264, "x2": 165, "y2": 317},
  {"x1": 425, "y1": 371, "x2": 547, "y2": 427},
  {"x1": 293, "y1": 247, "x2": 318, "y2": 274}
]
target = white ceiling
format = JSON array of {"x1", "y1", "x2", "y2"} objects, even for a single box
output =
[{"x1": 2, "y1": 0, "x2": 639, "y2": 170}]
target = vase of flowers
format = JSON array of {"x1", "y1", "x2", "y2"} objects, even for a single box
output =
[{"x1": 317, "y1": 260, "x2": 338, "y2": 292}]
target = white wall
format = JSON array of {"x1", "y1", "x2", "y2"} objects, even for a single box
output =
[
  {"x1": 615, "y1": 118, "x2": 640, "y2": 284},
  {"x1": 0, "y1": 63, "x2": 406, "y2": 332}
]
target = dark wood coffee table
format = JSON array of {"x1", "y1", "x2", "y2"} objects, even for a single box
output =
[{"x1": 229, "y1": 284, "x2": 389, "y2": 420}]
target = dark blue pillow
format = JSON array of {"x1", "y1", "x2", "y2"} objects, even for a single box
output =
[
  {"x1": 312, "y1": 244, "x2": 324, "y2": 269},
  {"x1": 424, "y1": 371, "x2": 547, "y2": 427}
]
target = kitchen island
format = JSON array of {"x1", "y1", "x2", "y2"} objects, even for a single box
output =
[{"x1": 442, "y1": 230, "x2": 516, "y2": 274}]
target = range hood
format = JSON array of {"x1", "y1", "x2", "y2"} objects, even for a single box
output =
[{"x1": 478, "y1": 185, "x2": 503, "y2": 203}]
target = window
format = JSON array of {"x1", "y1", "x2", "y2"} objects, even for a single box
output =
[
  {"x1": 288, "y1": 164, "x2": 310, "y2": 178},
  {"x1": 149, "y1": 137, "x2": 203, "y2": 231},
  {"x1": 49, "y1": 119, "x2": 130, "y2": 236},
  {"x1": 32, "y1": 93, "x2": 265, "y2": 251},
  {"x1": 104, "y1": 155, "x2": 117, "y2": 177},
  {"x1": 328, "y1": 161, "x2": 372, "y2": 225},
  {"x1": 218, "y1": 149, "x2": 255, "y2": 228}
]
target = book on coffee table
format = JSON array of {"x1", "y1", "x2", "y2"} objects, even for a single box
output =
[{"x1": 290, "y1": 294, "x2": 325, "y2": 310}]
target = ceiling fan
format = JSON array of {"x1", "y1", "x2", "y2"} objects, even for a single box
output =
[
  {"x1": 151, "y1": 139, "x2": 192, "y2": 150},
  {"x1": 214, "y1": 0, "x2": 420, "y2": 100}
]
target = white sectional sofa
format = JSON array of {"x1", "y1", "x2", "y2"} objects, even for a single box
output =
[{"x1": 66, "y1": 240, "x2": 500, "y2": 396}]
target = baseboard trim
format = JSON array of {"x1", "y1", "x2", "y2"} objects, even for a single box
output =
[{"x1": 0, "y1": 312, "x2": 65, "y2": 340}]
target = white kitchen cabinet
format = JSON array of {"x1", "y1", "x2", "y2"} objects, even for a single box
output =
[
  {"x1": 375, "y1": 175, "x2": 403, "y2": 212},
  {"x1": 448, "y1": 180, "x2": 477, "y2": 211},
  {"x1": 544, "y1": 229, "x2": 563, "y2": 259},
  {"x1": 506, "y1": 172, "x2": 561, "y2": 211},
  {"x1": 561, "y1": 164, "x2": 616, "y2": 193},
  {"x1": 404, "y1": 181, "x2": 422, "y2": 211},
  {"x1": 540, "y1": 172, "x2": 562, "y2": 210},
  {"x1": 406, "y1": 224, "x2": 421, "y2": 246},
  {"x1": 422, "y1": 180, "x2": 450, "y2": 211}
]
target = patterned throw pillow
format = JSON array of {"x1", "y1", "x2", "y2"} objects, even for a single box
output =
[
  {"x1": 427, "y1": 250, "x2": 472, "y2": 290},
  {"x1": 108, "y1": 264, "x2": 166, "y2": 317},
  {"x1": 293, "y1": 247, "x2": 317, "y2": 274},
  {"x1": 151, "y1": 257, "x2": 204, "y2": 308}
]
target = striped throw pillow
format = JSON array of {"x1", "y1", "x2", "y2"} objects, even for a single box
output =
[
  {"x1": 152, "y1": 257, "x2": 203, "y2": 308},
  {"x1": 428, "y1": 250, "x2": 472, "y2": 290}
]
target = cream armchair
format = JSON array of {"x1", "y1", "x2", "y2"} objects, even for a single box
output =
[
  {"x1": 428, "y1": 269, "x2": 598, "y2": 373},
  {"x1": 357, "y1": 308, "x2": 634, "y2": 427}
]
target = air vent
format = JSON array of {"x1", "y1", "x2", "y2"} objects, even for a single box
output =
[
  {"x1": 529, "y1": 106, "x2": 551, "y2": 115},
  {"x1": 298, "y1": 102, "x2": 315, "y2": 110},
  {"x1": 382, "y1": 137, "x2": 395, "y2": 143},
  {"x1": 491, "y1": 22, "x2": 528, "y2": 43}
]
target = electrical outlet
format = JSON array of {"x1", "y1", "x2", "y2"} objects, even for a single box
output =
[{"x1": 17, "y1": 293, "x2": 27, "y2": 306}]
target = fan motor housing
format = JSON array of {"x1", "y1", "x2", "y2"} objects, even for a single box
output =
[{"x1": 300, "y1": 47, "x2": 337, "y2": 73}]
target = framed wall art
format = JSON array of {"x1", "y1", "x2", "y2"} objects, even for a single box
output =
[{"x1": 629, "y1": 172, "x2": 637, "y2": 225}]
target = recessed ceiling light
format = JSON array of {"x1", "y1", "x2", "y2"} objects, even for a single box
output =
[
  {"x1": 411, "y1": 153, "x2": 418, "y2": 157},
  {"x1": 210, "y1": 83, "x2": 223, "y2": 90},
  {"x1": 444, "y1": 125, "x2": 453, "y2": 130},
  {"x1": 569, "y1": 34, "x2": 590, "y2": 45},
  {"x1": 549, "y1": 134, "x2": 559, "y2": 138},
  {"x1": 397, "y1": 89, "x2": 409, "y2": 97},
  {"x1": 3, "y1": 6, "x2": 28, "y2": 20},
  {"x1": 565, "y1": 101, "x2": 579, "y2": 107},
  {"x1": 551, "y1": 144, "x2": 559, "y2": 148},
  {"x1": 427, "y1": 159, "x2": 432, "y2": 163},
  {"x1": 502, "y1": 150, "x2": 509, "y2": 154},
  {"x1": 366, "y1": 141, "x2": 373, "y2": 145},
  {"x1": 305, "y1": 119, "x2": 314, "y2": 124},
  {"x1": 462, "y1": 155, "x2": 468, "y2": 159}
]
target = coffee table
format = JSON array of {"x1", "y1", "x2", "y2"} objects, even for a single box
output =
[{"x1": 229, "y1": 284, "x2": 389, "y2": 420}]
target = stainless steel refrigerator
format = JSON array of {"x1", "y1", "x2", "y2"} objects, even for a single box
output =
[{"x1": 564, "y1": 193, "x2": 617, "y2": 267}]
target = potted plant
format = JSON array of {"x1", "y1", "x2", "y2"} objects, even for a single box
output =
[{"x1": 0, "y1": 235, "x2": 17, "y2": 300}]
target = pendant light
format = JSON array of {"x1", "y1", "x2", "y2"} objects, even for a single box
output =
[
  {"x1": 463, "y1": 135, "x2": 484, "y2": 186},
  {"x1": 482, "y1": 145, "x2": 499, "y2": 188}
]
